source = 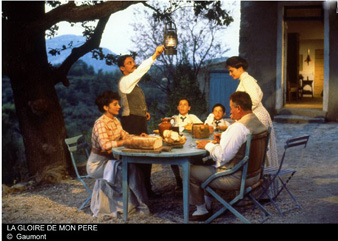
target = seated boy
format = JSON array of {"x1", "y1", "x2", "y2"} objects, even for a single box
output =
[
  {"x1": 169, "y1": 98, "x2": 203, "y2": 191},
  {"x1": 204, "y1": 103, "x2": 230, "y2": 132},
  {"x1": 171, "y1": 97, "x2": 203, "y2": 132}
]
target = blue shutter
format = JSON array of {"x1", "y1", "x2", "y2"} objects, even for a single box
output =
[{"x1": 209, "y1": 71, "x2": 238, "y2": 117}]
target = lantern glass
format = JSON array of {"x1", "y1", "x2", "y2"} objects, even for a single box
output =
[
  {"x1": 165, "y1": 34, "x2": 177, "y2": 47},
  {"x1": 164, "y1": 21, "x2": 178, "y2": 55}
]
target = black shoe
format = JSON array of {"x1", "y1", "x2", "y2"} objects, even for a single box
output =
[
  {"x1": 189, "y1": 212, "x2": 212, "y2": 222},
  {"x1": 175, "y1": 184, "x2": 183, "y2": 192},
  {"x1": 258, "y1": 198, "x2": 272, "y2": 204},
  {"x1": 148, "y1": 190, "x2": 161, "y2": 199}
]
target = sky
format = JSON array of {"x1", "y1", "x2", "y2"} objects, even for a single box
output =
[{"x1": 46, "y1": 1, "x2": 241, "y2": 57}]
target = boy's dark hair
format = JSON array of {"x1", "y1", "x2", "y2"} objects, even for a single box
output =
[
  {"x1": 229, "y1": 91, "x2": 252, "y2": 111},
  {"x1": 225, "y1": 56, "x2": 249, "y2": 71},
  {"x1": 212, "y1": 103, "x2": 226, "y2": 113},
  {"x1": 95, "y1": 90, "x2": 121, "y2": 113},
  {"x1": 177, "y1": 97, "x2": 190, "y2": 106}
]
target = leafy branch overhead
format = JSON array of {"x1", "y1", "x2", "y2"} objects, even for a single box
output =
[
  {"x1": 147, "y1": 1, "x2": 233, "y2": 26},
  {"x1": 45, "y1": 0, "x2": 233, "y2": 86}
]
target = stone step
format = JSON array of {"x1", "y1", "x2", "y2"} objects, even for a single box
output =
[
  {"x1": 274, "y1": 107, "x2": 327, "y2": 123},
  {"x1": 274, "y1": 107, "x2": 326, "y2": 123},
  {"x1": 274, "y1": 114, "x2": 326, "y2": 123},
  {"x1": 277, "y1": 107, "x2": 326, "y2": 118}
]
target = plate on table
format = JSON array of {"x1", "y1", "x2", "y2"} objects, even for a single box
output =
[{"x1": 163, "y1": 140, "x2": 186, "y2": 148}]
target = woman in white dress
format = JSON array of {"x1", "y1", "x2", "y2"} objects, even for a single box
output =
[{"x1": 225, "y1": 56, "x2": 278, "y2": 169}]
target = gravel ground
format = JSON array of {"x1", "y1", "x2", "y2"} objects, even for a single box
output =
[{"x1": 2, "y1": 122, "x2": 338, "y2": 224}]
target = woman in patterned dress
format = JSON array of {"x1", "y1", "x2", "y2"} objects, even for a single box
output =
[
  {"x1": 225, "y1": 56, "x2": 278, "y2": 169},
  {"x1": 87, "y1": 90, "x2": 149, "y2": 218}
]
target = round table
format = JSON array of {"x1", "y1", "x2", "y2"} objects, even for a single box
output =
[{"x1": 112, "y1": 134, "x2": 208, "y2": 223}]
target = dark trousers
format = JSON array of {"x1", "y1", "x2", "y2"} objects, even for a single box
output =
[{"x1": 121, "y1": 114, "x2": 153, "y2": 194}]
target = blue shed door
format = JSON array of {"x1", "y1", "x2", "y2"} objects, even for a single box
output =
[{"x1": 209, "y1": 72, "x2": 238, "y2": 117}]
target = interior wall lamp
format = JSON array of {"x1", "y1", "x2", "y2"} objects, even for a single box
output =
[
  {"x1": 305, "y1": 49, "x2": 311, "y2": 66},
  {"x1": 164, "y1": 20, "x2": 178, "y2": 55}
]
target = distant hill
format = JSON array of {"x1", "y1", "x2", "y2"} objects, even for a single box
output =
[{"x1": 46, "y1": 34, "x2": 119, "y2": 73}]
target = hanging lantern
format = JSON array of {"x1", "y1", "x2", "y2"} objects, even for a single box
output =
[{"x1": 163, "y1": 20, "x2": 178, "y2": 55}]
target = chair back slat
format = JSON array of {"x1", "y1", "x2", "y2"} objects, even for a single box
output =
[
  {"x1": 281, "y1": 135, "x2": 310, "y2": 170},
  {"x1": 285, "y1": 135, "x2": 309, "y2": 149},
  {"x1": 247, "y1": 129, "x2": 270, "y2": 178},
  {"x1": 65, "y1": 134, "x2": 83, "y2": 145},
  {"x1": 65, "y1": 135, "x2": 89, "y2": 157},
  {"x1": 68, "y1": 146, "x2": 78, "y2": 152}
]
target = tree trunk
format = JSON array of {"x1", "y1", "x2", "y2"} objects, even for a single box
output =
[
  {"x1": 4, "y1": 2, "x2": 72, "y2": 182},
  {"x1": 11, "y1": 73, "x2": 72, "y2": 183}
]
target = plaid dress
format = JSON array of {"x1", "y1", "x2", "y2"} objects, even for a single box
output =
[
  {"x1": 87, "y1": 114, "x2": 149, "y2": 217},
  {"x1": 91, "y1": 114, "x2": 130, "y2": 152}
]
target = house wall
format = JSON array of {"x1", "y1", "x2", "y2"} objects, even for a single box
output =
[
  {"x1": 197, "y1": 61, "x2": 228, "y2": 115},
  {"x1": 239, "y1": 1, "x2": 338, "y2": 122},
  {"x1": 239, "y1": 1, "x2": 278, "y2": 116},
  {"x1": 327, "y1": 4, "x2": 338, "y2": 122}
]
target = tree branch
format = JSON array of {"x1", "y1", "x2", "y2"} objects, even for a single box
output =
[
  {"x1": 29, "y1": 1, "x2": 140, "y2": 32},
  {"x1": 53, "y1": 15, "x2": 110, "y2": 86},
  {"x1": 142, "y1": 2, "x2": 160, "y2": 14}
]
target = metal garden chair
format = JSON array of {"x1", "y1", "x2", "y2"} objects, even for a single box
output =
[
  {"x1": 65, "y1": 134, "x2": 92, "y2": 211},
  {"x1": 259, "y1": 135, "x2": 310, "y2": 215},
  {"x1": 201, "y1": 128, "x2": 271, "y2": 223}
]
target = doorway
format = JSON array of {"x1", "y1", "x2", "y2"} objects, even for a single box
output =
[{"x1": 283, "y1": 4, "x2": 324, "y2": 110}]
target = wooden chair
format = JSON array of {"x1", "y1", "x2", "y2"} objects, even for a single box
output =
[
  {"x1": 65, "y1": 134, "x2": 92, "y2": 211},
  {"x1": 201, "y1": 128, "x2": 271, "y2": 223},
  {"x1": 288, "y1": 79, "x2": 300, "y2": 103},
  {"x1": 301, "y1": 79, "x2": 314, "y2": 98}
]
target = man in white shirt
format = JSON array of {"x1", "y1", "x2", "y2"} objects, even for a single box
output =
[
  {"x1": 118, "y1": 45, "x2": 165, "y2": 197},
  {"x1": 189, "y1": 91, "x2": 267, "y2": 221}
]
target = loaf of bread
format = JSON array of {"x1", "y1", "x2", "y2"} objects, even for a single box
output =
[
  {"x1": 163, "y1": 130, "x2": 187, "y2": 144},
  {"x1": 124, "y1": 136, "x2": 163, "y2": 150}
]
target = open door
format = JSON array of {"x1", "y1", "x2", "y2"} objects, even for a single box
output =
[{"x1": 283, "y1": 4, "x2": 324, "y2": 109}]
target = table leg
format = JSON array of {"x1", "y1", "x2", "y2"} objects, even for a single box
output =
[
  {"x1": 182, "y1": 159, "x2": 190, "y2": 223},
  {"x1": 122, "y1": 159, "x2": 129, "y2": 222}
]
